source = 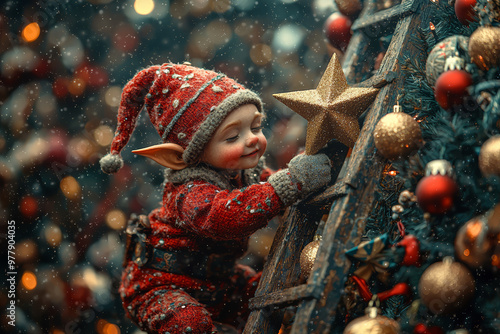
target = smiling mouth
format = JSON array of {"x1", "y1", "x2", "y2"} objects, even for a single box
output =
[{"x1": 242, "y1": 150, "x2": 259, "y2": 157}]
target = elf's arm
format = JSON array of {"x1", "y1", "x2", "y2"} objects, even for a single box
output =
[
  {"x1": 174, "y1": 181, "x2": 282, "y2": 240},
  {"x1": 176, "y1": 153, "x2": 331, "y2": 240}
]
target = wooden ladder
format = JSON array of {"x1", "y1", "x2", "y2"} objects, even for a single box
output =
[{"x1": 243, "y1": 0, "x2": 431, "y2": 332}]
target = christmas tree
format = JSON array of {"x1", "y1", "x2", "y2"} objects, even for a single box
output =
[{"x1": 324, "y1": 0, "x2": 500, "y2": 332}]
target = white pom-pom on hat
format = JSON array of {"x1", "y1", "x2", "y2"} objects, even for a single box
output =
[{"x1": 100, "y1": 153, "x2": 124, "y2": 174}]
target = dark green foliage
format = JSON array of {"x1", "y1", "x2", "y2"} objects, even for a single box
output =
[{"x1": 353, "y1": 1, "x2": 500, "y2": 332}]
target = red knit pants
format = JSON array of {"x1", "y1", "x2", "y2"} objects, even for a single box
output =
[{"x1": 121, "y1": 263, "x2": 260, "y2": 334}]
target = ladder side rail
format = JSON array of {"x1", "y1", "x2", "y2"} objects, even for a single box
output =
[{"x1": 291, "y1": 2, "x2": 430, "y2": 331}]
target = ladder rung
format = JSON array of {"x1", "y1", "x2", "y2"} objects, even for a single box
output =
[
  {"x1": 352, "y1": 0, "x2": 416, "y2": 32},
  {"x1": 352, "y1": 71, "x2": 397, "y2": 89},
  {"x1": 249, "y1": 284, "x2": 316, "y2": 310}
]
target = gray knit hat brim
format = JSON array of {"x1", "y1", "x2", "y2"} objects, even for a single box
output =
[{"x1": 182, "y1": 89, "x2": 263, "y2": 165}]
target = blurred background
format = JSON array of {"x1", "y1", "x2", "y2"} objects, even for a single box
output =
[{"x1": 0, "y1": 0, "x2": 341, "y2": 333}]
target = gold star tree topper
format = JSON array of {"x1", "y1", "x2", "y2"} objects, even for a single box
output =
[{"x1": 274, "y1": 54, "x2": 379, "y2": 154}]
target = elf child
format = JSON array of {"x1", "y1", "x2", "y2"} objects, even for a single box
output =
[{"x1": 100, "y1": 63, "x2": 332, "y2": 334}]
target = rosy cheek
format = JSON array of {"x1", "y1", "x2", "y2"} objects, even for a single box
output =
[{"x1": 220, "y1": 146, "x2": 245, "y2": 165}]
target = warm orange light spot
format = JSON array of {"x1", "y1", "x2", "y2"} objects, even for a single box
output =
[
  {"x1": 22, "y1": 271, "x2": 37, "y2": 290},
  {"x1": 51, "y1": 329, "x2": 65, "y2": 334},
  {"x1": 103, "y1": 323, "x2": 120, "y2": 334},
  {"x1": 60, "y1": 176, "x2": 81, "y2": 200},
  {"x1": 429, "y1": 22, "x2": 435, "y2": 30},
  {"x1": 68, "y1": 77, "x2": 86, "y2": 96},
  {"x1": 463, "y1": 249, "x2": 470, "y2": 257},
  {"x1": 96, "y1": 319, "x2": 108, "y2": 334},
  {"x1": 466, "y1": 221, "x2": 482, "y2": 240},
  {"x1": 388, "y1": 170, "x2": 398, "y2": 176},
  {"x1": 22, "y1": 22, "x2": 40, "y2": 42},
  {"x1": 492, "y1": 254, "x2": 500, "y2": 268}
]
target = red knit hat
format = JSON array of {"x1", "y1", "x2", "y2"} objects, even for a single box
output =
[{"x1": 100, "y1": 62, "x2": 263, "y2": 174}]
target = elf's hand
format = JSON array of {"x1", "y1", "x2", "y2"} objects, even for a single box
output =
[{"x1": 268, "y1": 153, "x2": 331, "y2": 206}]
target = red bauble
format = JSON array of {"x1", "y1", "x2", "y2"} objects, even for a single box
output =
[
  {"x1": 415, "y1": 175, "x2": 458, "y2": 214},
  {"x1": 455, "y1": 0, "x2": 477, "y2": 26},
  {"x1": 414, "y1": 324, "x2": 445, "y2": 334},
  {"x1": 324, "y1": 12, "x2": 352, "y2": 51},
  {"x1": 434, "y1": 70, "x2": 472, "y2": 110}
]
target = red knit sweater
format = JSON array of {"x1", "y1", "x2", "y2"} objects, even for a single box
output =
[{"x1": 120, "y1": 161, "x2": 282, "y2": 306}]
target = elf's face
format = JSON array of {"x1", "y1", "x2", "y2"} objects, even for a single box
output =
[{"x1": 201, "y1": 104, "x2": 267, "y2": 171}]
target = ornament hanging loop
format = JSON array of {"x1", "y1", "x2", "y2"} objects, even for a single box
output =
[
  {"x1": 444, "y1": 51, "x2": 466, "y2": 71},
  {"x1": 366, "y1": 295, "x2": 381, "y2": 318},
  {"x1": 393, "y1": 94, "x2": 402, "y2": 113}
]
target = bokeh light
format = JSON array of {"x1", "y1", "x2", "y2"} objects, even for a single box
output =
[
  {"x1": 44, "y1": 223, "x2": 63, "y2": 247},
  {"x1": 69, "y1": 137, "x2": 96, "y2": 163},
  {"x1": 104, "y1": 86, "x2": 122, "y2": 107},
  {"x1": 21, "y1": 271, "x2": 37, "y2": 290},
  {"x1": 94, "y1": 125, "x2": 114, "y2": 147},
  {"x1": 68, "y1": 77, "x2": 86, "y2": 96},
  {"x1": 19, "y1": 195, "x2": 38, "y2": 218},
  {"x1": 105, "y1": 209, "x2": 127, "y2": 230},
  {"x1": 21, "y1": 22, "x2": 40, "y2": 42},
  {"x1": 17, "y1": 239, "x2": 38, "y2": 264},
  {"x1": 60, "y1": 176, "x2": 81, "y2": 200},
  {"x1": 134, "y1": 0, "x2": 154, "y2": 15},
  {"x1": 272, "y1": 24, "x2": 306, "y2": 53},
  {"x1": 250, "y1": 44, "x2": 273, "y2": 66},
  {"x1": 103, "y1": 323, "x2": 121, "y2": 334}
]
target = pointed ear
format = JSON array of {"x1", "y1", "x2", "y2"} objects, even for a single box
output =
[{"x1": 132, "y1": 143, "x2": 188, "y2": 170}]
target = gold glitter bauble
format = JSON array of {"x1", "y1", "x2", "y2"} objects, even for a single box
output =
[
  {"x1": 418, "y1": 258, "x2": 475, "y2": 315},
  {"x1": 479, "y1": 136, "x2": 500, "y2": 177},
  {"x1": 344, "y1": 310, "x2": 400, "y2": 334},
  {"x1": 374, "y1": 112, "x2": 423, "y2": 160},
  {"x1": 300, "y1": 236, "x2": 321, "y2": 279},
  {"x1": 455, "y1": 216, "x2": 493, "y2": 268},
  {"x1": 469, "y1": 26, "x2": 500, "y2": 71},
  {"x1": 335, "y1": 0, "x2": 362, "y2": 17}
]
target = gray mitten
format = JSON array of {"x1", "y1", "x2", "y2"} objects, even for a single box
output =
[{"x1": 268, "y1": 153, "x2": 331, "y2": 206}]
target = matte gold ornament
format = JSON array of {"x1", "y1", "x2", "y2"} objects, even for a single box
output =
[
  {"x1": 469, "y1": 26, "x2": 500, "y2": 71},
  {"x1": 455, "y1": 215, "x2": 493, "y2": 268},
  {"x1": 344, "y1": 296, "x2": 400, "y2": 334},
  {"x1": 335, "y1": 0, "x2": 362, "y2": 17},
  {"x1": 479, "y1": 135, "x2": 500, "y2": 177},
  {"x1": 300, "y1": 235, "x2": 322, "y2": 279},
  {"x1": 374, "y1": 104, "x2": 423, "y2": 160},
  {"x1": 418, "y1": 257, "x2": 475, "y2": 315},
  {"x1": 273, "y1": 54, "x2": 379, "y2": 154}
]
